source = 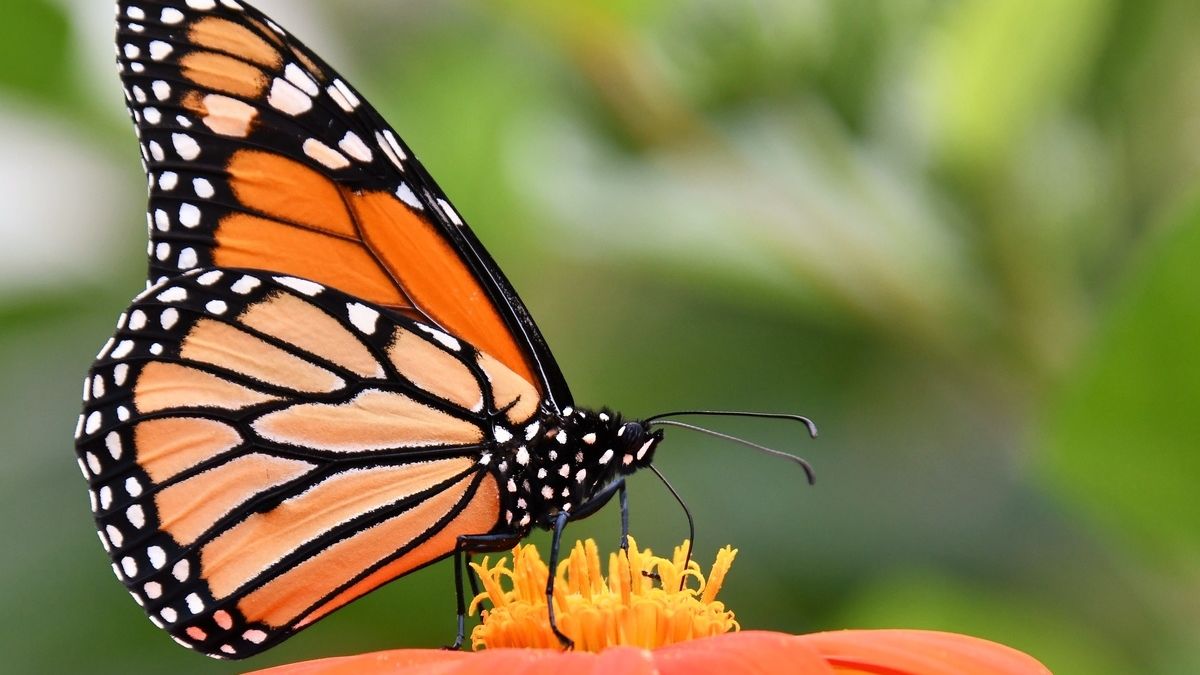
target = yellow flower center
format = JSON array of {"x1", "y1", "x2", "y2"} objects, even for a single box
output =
[{"x1": 469, "y1": 537, "x2": 739, "y2": 652}]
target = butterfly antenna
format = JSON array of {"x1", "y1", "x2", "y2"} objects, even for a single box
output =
[
  {"x1": 643, "y1": 410, "x2": 818, "y2": 439},
  {"x1": 649, "y1": 463, "x2": 694, "y2": 591},
  {"x1": 646, "y1": 419, "x2": 816, "y2": 485}
]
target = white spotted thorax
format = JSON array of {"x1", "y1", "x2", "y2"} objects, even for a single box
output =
[{"x1": 490, "y1": 409, "x2": 663, "y2": 531}]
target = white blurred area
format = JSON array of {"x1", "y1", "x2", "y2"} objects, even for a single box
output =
[
  {"x1": 0, "y1": 99, "x2": 124, "y2": 297},
  {"x1": 0, "y1": 0, "x2": 338, "y2": 299}
]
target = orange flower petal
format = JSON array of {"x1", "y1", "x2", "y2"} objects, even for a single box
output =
[
  {"x1": 655, "y1": 631, "x2": 834, "y2": 674},
  {"x1": 248, "y1": 630, "x2": 1051, "y2": 675},
  {"x1": 797, "y1": 629, "x2": 1052, "y2": 675}
]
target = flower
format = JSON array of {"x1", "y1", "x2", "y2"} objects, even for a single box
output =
[
  {"x1": 468, "y1": 537, "x2": 737, "y2": 651},
  {"x1": 247, "y1": 539, "x2": 1053, "y2": 674}
]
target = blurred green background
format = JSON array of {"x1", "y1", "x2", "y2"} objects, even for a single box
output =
[{"x1": 2, "y1": 0, "x2": 1198, "y2": 672}]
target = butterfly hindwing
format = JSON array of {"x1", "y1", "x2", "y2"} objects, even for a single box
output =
[
  {"x1": 73, "y1": 268, "x2": 544, "y2": 657},
  {"x1": 115, "y1": 0, "x2": 571, "y2": 408}
]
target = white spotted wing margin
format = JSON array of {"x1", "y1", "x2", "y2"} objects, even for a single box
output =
[
  {"x1": 73, "y1": 268, "x2": 525, "y2": 658},
  {"x1": 114, "y1": 0, "x2": 573, "y2": 407}
]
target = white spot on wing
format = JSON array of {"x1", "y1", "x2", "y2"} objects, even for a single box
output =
[
  {"x1": 438, "y1": 198, "x2": 464, "y2": 226},
  {"x1": 338, "y1": 131, "x2": 373, "y2": 163},
  {"x1": 111, "y1": 340, "x2": 135, "y2": 359},
  {"x1": 346, "y1": 302, "x2": 380, "y2": 335},
  {"x1": 303, "y1": 138, "x2": 350, "y2": 170},
  {"x1": 179, "y1": 203, "x2": 201, "y2": 228},
  {"x1": 395, "y1": 183, "x2": 423, "y2": 210},
  {"x1": 172, "y1": 133, "x2": 200, "y2": 160},
  {"x1": 105, "y1": 432, "x2": 122, "y2": 459},
  {"x1": 197, "y1": 271, "x2": 223, "y2": 286},
  {"x1": 416, "y1": 324, "x2": 461, "y2": 351},
  {"x1": 149, "y1": 40, "x2": 172, "y2": 61},
  {"x1": 193, "y1": 178, "x2": 215, "y2": 198},
  {"x1": 157, "y1": 287, "x2": 188, "y2": 303},
  {"x1": 161, "y1": 8, "x2": 185, "y2": 24},
  {"x1": 377, "y1": 131, "x2": 405, "y2": 170},
  {"x1": 127, "y1": 504, "x2": 146, "y2": 529},
  {"x1": 232, "y1": 275, "x2": 262, "y2": 295},
  {"x1": 328, "y1": 79, "x2": 361, "y2": 112},
  {"x1": 285, "y1": 63, "x2": 319, "y2": 96},
  {"x1": 186, "y1": 593, "x2": 204, "y2": 614},
  {"x1": 274, "y1": 276, "x2": 324, "y2": 296},
  {"x1": 178, "y1": 248, "x2": 198, "y2": 270},
  {"x1": 268, "y1": 77, "x2": 313, "y2": 116}
]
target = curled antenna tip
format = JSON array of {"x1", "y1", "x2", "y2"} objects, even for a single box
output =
[{"x1": 799, "y1": 417, "x2": 818, "y2": 439}]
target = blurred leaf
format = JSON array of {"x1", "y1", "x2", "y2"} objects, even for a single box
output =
[
  {"x1": 0, "y1": 0, "x2": 73, "y2": 106},
  {"x1": 921, "y1": 0, "x2": 1112, "y2": 170},
  {"x1": 1043, "y1": 198, "x2": 1200, "y2": 553}
]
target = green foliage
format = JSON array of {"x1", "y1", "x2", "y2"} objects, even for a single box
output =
[
  {"x1": 0, "y1": 0, "x2": 72, "y2": 105},
  {"x1": 1045, "y1": 200, "x2": 1200, "y2": 553}
]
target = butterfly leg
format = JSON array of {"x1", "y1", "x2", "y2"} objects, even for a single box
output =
[
  {"x1": 565, "y1": 477, "x2": 630, "y2": 551},
  {"x1": 619, "y1": 481, "x2": 630, "y2": 552},
  {"x1": 546, "y1": 511, "x2": 574, "y2": 650},
  {"x1": 447, "y1": 531, "x2": 523, "y2": 650}
]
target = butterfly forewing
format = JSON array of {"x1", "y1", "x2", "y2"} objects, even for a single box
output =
[
  {"x1": 115, "y1": 0, "x2": 570, "y2": 405},
  {"x1": 73, "y1": 268, "x2": 542, "y2": 657}
]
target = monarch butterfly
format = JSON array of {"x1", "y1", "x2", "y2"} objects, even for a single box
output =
[{"x1": 75, "y1": 0, "x2": 814, "y2": 660}]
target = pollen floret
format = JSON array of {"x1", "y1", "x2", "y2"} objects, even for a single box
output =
[{"x1": 468, "y1": 537, "x2": 739, "y2": 651}]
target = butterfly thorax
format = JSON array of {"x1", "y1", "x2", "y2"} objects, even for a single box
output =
[{"x1": 489, "y1": 407, "x2": 663, "y2": 532}]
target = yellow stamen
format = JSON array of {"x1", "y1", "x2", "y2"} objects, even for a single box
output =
[{"x1": 468, "y1": 537, "x2": 739, "y2": 651}]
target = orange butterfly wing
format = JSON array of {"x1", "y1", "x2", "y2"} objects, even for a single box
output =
[
  {"x1": 83, "y1": 0, "x2": 578, "y2": 658},
  {"x1": 75, "y1": 269, "x2": 542, "y2": 657},
  {"x1": 120, "y1": 0, "x2": 570, "y2": 406}
]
